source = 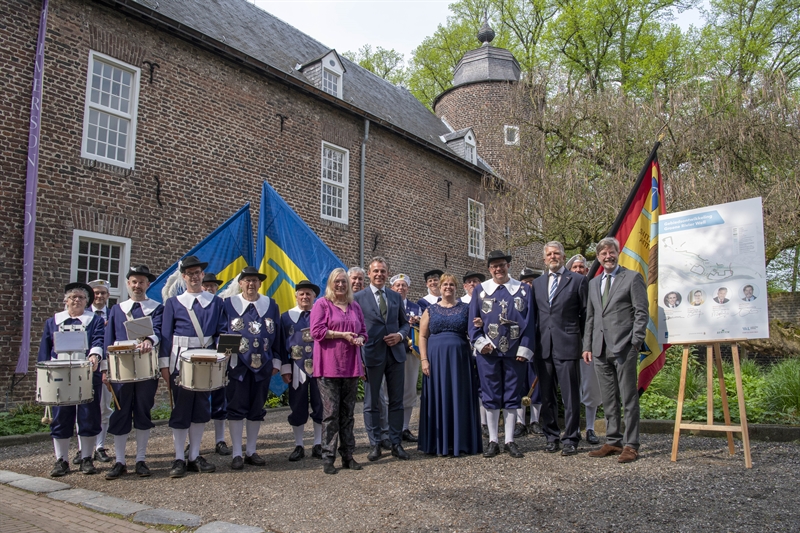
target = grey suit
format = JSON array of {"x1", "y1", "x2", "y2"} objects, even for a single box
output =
[
  {"x1": 583, "y1": 266, "x2": 648, "y2": 449},
  {"x1": 354, "y1": 285, "x2": 410, "y2": 445}
]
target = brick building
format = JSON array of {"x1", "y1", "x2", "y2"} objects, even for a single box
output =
[{"x1": 0, "y1": 0, "x2": 530, "y2": 402}]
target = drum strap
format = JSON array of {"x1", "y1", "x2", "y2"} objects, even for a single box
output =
[{"x1": 187, "y1": 309, "x2": 210, "y2": 349}]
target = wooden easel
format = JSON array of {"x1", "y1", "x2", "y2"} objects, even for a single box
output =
[{"x1": 671, "y1": 341, "x2": 752, "y2": 468}]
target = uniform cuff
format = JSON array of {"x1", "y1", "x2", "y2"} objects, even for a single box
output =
[
  {"x1": 90, "y1": 347, "x2": 103, "y2": 357},
  {"x1": 158, "y1": 357, "x2": 170, "y2": 369},
  {"x1": 148, "y1": 335, "x2": 160, "y2": 346},
  {"x1": 281, "y1": 363, "x2": 292, "y2": 376},
  {"x1": 516, "y1": 346, "x2": 533, "y2": 361},
  {"x1": 272, "y1": 358, "x2": 281, "y2": 371},
  {"x1": 474, "y1": 337, "x2": 493, "y2": 352}
]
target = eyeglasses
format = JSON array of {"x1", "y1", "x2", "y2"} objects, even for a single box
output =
[
  {"x1": 184, "y1": 271, "x2": 203, "y2": 278},
  {"x1": 67, "y1": 296, "x2": 87, "y2": 301},
  {"x1": 488, "y1": 263, "x2": 508, "y2": 270}
]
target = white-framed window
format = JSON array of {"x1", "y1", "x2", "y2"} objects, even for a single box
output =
[
  {"x1": 70, "y1": 230, "x2": 131, "y2": 306},
  {"x1": 468, "y1": 199, "x2": 485, "y2": 259},
  {"x1": 320, "y1": 142, "x2": 349, "y2": 224},
  {"x1": 504, "y1": 125, "x2": 520, "y2": 145},
  {"x1": 464, "y1": 131, "x2": 477, "y2": 164},
  {"x1": 81, "y1": 51, "x2": 140, "y2": 169},
  {"x1": 320, "y1": 52, "x2": 344, "y2": 98},
  {"x1": 322, "y1": 69, "x2": 340, "y2": 97}
]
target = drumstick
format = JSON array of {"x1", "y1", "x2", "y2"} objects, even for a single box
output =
[{"x1": 105, "y1": 381, "x2": 121, "y2": 411}]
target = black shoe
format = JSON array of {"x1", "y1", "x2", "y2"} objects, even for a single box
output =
[
  {"x1": 94, "y1": 447, "x2": 111, "y2": 463},
  {"x1": 244, "y1": 453, "x2": 266, "y2": 466},
  {"x1": 72, "y1": 450, "x2": 82, "y2": 465},
  {"x1": 79, "y1": 457, "x2": 97, "y2": 475},
  {"x1": 401, "y1": 429, "x2": 418, "y2": 443},
  {"x1": 380, "y1": 438, "x2": 392, "y2": 451},
  {"x1": 105, "y1": 462, "x2": 126, "y2": 480},
  {"x1": 586, "y1": 429, "x2": 600, "y2": 445},
  {"x1": 288, "y1": 446, "x2": 305, "y2": 462},
  {"x1": 504, "y1": 441, "x2": 524, "y2": 458},
  {"x1": 230, "y1": 456, "x2": 244, "y2": 470},
  {"x1": 483, "y1": 441, "x2": 501, "y2": 458},
  {"x1": 482, "y1": 424, "x2": 489, "y2": 438},
  {"x1": 513, "y1": 423, "x2": 528, "y2": 439},
  {"x1": 50, "y1": 459, "x2": 70, "y2": 477},
  {"x1": 391, "y1": 444, "x2": 410, "y2": 460},
  {"x1": 342, "y1": 458, "x2": 362, "y2": 470},
  {"x1": 529, "y1": 422, "x2": 544, "y2": 435},
  {"x1": 311, "y1": 444, "x2": 323, "y2": 459},
  {"x1": 544, "y1": 441, "x2": 560, "y2": 453},
  {"x1": 215, "y1": 441, "x2": 232, "y2": 456},
  {"x1": 187, "y1": 455, "x2": 216, "y2": 473},
  {"x1": 323, "y1": 462, "x2": 337, "y2": 475},
  {"x1": 367, "y1": 445, "x2": 382, "y2": 462},
  {"x1": 135, "y1": 461, "x2": 151, "y2": 477},
  {"x1": 561, "y1": 444, "x2": 578, "y2": 456},
  {"x1": 169, "y1": 459, "x2": 186, "y2": 478}
]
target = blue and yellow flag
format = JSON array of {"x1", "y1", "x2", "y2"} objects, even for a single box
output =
[
  {"x1": 256, "y1": 181, "x2": 346, "y2": 313},
  {"x1": 147, "y1": 204, "x2": 254, "y2": 302}
]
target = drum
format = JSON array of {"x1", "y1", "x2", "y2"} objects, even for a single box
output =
[
  {"x1": 36, "y1": 360, "x2": 94, "y2": 406},
  {"x1": 177, "y1": 349, "x2": 228, "y2": 391},
  {"x1": 107, "y1": 346, "x2": 159, "y2": 383}
]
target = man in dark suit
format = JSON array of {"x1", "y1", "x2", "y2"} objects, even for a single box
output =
[
  {"x1": 582, "y1": 237, "x2": 649, "y2": 463},
  {"x1": 354, "y1": 257, "x2": 411, "y2": 461},
  {"x1": 533, "y1": 242, "x2": 588, "y2": 456}
]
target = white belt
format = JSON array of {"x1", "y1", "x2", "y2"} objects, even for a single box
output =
[{"x1": 170, "y1": 335, "x2": 207, "y2": 372}]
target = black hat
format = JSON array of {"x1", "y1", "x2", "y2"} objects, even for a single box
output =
[
  {"x1": 423, "y1": 269, "x2": 444, "y2": 281},
  {"x1": 295, "y1": 279, "x2": 321, "y2": 297},
  {"x1": 127, "y1": 265, "x2": 157, "y2": 282},
  {"x1": 65, "y1": 282, "x2": 95, "y2": 307},
  {"x1": 486, "y1": 250, "x2": 512, "y2": 267},
  {"x1": 180, "y1": 255, "x2": 208, "y2": 273},
  {"x1": 519, "y1": 267, "x2": 538, "y2": 281},
  {"x1": 462, "y1": 271, "x2": 486, "y2": 283},
  {"x1": 202, "y1": 273, "x2": 223, "y2": 285},
  {"x1": 238, "y1": 266, "x2": 267, "y2": 282}
]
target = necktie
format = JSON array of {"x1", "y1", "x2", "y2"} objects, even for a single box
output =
[
  {"x1": 548, "y1": 273, "x2": 559, "y2": 306},
  {"x1": 95, "y1": 310, "x2": 103, "y2": 317},
  {"x1": 378, "y1": 289, "x2": 388, "y2": 320},
  {"x1": 602, "y1": 274, "x2": 612, "y2": 307}
]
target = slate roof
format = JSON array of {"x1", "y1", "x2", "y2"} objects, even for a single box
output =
[
  {"x1": 442, "y1": 128, "x2": 473, "y2": 142},
  {"x1": 122, "y1": 0, "x2": 491, "y2": 173}
]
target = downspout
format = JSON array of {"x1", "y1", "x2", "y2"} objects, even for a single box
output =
[{"x1": 359, "y1": 119, "x2": 369, "y2": 268}]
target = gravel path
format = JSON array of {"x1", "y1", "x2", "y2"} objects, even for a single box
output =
[{"x1": 1, "y1": 405, "x2": 797, "y2": 533}]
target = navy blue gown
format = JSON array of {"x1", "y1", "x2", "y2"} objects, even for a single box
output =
[{"x1": 418, "y1": 302, "x2": 482, "y2": 456}]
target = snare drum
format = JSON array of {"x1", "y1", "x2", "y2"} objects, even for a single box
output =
[
  {"x1": 177, "y1": 349, "x2": 228, "y2": 391},
  {"x1": 107, "y1": 347, "x2": 159, "y2": 383},
  {"x1": 36, "y1": 360, "x2": 94, "y2": 406}
]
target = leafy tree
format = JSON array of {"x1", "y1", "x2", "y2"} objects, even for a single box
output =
[{"x1": 343, "y1": 45, "x2": 408, "y2": 86}]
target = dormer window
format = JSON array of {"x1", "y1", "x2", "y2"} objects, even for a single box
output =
[
  {"x1": 322, "y1": 68, "x2": 339, "y2": 97},
  {"x1": 464, "y1": 131, "x2": 477, "y2": 164},
  {"x1": 321, "y1": 53, "x2": 343, "y2": 98}
]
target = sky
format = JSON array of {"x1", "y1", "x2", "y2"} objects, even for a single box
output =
[{"x1": 251, "y1": 0, "x2": 705, "y2": 67}]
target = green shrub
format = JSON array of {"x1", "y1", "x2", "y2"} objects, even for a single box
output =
[
  {"x1": 762, "y1": 359, "x2": 800, "y2": 414},
  {"x1": 0, "y1": 403, "x2": 48, "y2": 436}
]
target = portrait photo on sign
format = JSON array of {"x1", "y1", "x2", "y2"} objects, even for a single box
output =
[
  {"x1": 688, "y1": 289, "x2": 705, "y2": 306},
  {"x1": 663, "y1": 291, "x2": 682, "y2": 308}
]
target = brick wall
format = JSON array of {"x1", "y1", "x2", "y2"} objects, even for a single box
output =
[
  {"x1": 0, "y1": 0, "x2": 497, "y2": 403},
  {"x1": 768, "y1": 292, "x2": 800, "y2": 325}
]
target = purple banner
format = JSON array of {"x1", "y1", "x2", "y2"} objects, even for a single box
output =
[{"x1": 16, "y1": 0, "x2": 49, "y2": 374}]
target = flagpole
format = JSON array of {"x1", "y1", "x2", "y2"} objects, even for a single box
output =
[{"x1": 587, "y1": 141, "x2": 661, "y2": 278}]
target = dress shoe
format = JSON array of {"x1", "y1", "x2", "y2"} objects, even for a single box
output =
[
  {"x1": 402, "y1": 429, "x2": 418, "y2": 443},
  {"x1": 215, "y1": 441, "x2": 232, "y2": 456},
  {"x1": 561, "y1": 444, "x2": 578, "y2": 456},
  {"x1": 482, "y1": 424, "x2": 489, "y2": 438},
  {"x1": 230, "y1": 456, "x2": 244, "y2": 470},
  {"x1": 105, "y1": 462, "x2": 127, "y2": 480},
  {"x1": 72, "y1": 450, "x2": 82, "y2": 465},
  {"x1": 617, "y1": 446, "x2": 639, "y2": 463},
  {"x1": 529, "y1": 422, "x2": 544, "y2": 435},
  {"x1": 79, "y1": 457, "x2": 97, "y2": 475},
  {"x1": 311, "y1": 444, "x2": 323, "y2": 459},
  {"x1": 586, "y1": 429, "x2": 600, "y2": 445},
  {"x1": 94, "y1": 447, "x2": 111, "y2": 463},
  {"x1": 135, "y1": 461, "x2": 151, "y2": 477},
  {"x1": 288, "y1": 445, "x2": 305, "y2": 462},
  {"x1": 391, "y1": 444, "x2": 410, "y2": 460},
  {"x1": 187, "y1": 455, "x2": 216, "y2": 473},
  {"x1": 504, "y1": 441, "x2": 524, "y2": 458},
  {"x1": 50, "y1": 459, "x2": 70, "y2": 477},
  {"x1": 483, "y1": 441, "x2": 500, "y2": 458},
  {"x1": 544, "y1": 441, "x2": 560, "y2": 453},
  {"x1": 342, "y1": 458, "x2": 362, "y2": 470},
  {"x1": 380, "y1": 438, "x2": 392, "y2": 450},
  {"x1": 367, "y1": 445, "x2": 382, "y2": 461},
  {"x1": 588, "y1": 443, "x2": 624, "y2": 457},
  {"x1": 513, "y1": 422, "x2": 527, "y2": 439},
  {"x1": 323, "y1": 462, "x2": 337, "y2": 475},
  {"x1": 169, "y1": 459, "x2": 187, "y2": 478},
  {"x1": 244, "y1": 453, "x2": 266, "y2": 466}
]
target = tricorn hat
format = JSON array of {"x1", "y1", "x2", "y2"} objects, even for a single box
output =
[
  {"x1": 295, "y1": 279, "x2": 321, "y2": 297},
  {"x1": 519, "y1": 267, "x2": 538, "y2": 281},
  {"x1": 423, "y1": 269, "x2": 444, "y2": 281},
  {"x1": 462, "y1": 271, "x2": 486, "y2": 283},
  {"x1": 65, "y1": 282, "x2": 95, "y2": 307},
  {"x1": 486, "y1": 250, "x2": 512, "y2": 267},
  {"x1": 238, "y1": 266, "x2": 267, "y2": 282},
  {"x1": 127, "y1": 265, "x2": 157, "y2": 282},
  {"x1": 202, "y1": 272, "x2": 224, "y2": 285},
  {"x1": 179, "y1": 255, "x2": 208, "y2": 273}
]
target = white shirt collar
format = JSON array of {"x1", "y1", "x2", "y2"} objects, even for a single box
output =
[
  {"x1": 422, "y1": 293, "x2": 439, "y2": 304},
  {"x1": 91, "y1": 305, "x2": 107, "y2": 314},
  {"x1": 119, "y1": 298, "x2": 159, "y2": 316},
  {"x1": 370, "y1": 284, "x2": 387, "y2": 296},
  {"x1": 287, "y1": 305, "x2": 312, "y2": 323},
  {"x1": 480, "y1": 277, "x2": 523, "y2": 297},
  {"x1": 602, "y1": 266, "x2": 620, "y2": 279},
  {"x1": 54, "y1": 309, "x2": 95, "y2": 327},
  {"x1": 460, "y1": 295, "x2": 472, "y2": 304},
  {"x1": 230, "y1": 293, "x2": 271, "y2": 317},
  {"x1": 177, "y1": 290, "x2": 214, "y2": 310}
]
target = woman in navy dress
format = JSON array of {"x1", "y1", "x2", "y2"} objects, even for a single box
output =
[{"x1": 418, "y1": 273, "x2": 482, "y2": 456}]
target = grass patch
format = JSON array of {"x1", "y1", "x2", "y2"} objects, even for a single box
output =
[{"x1": 0, "y1": 403, "x2": 48, "y2": 437}]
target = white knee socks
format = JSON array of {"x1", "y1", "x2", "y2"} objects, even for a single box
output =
[
  {"x1": 229, "y1": 419, "x2": 244, "y2": 458},
  {"x1": 245, "y1": 420, "x2": 260, "y2": 456},
  {"x1": 114, "y1": 433, "x2": 128, "y2": 464},
  {"x1": 188, "y1": 423, "x2": 205, "y2": 461},
  {"x1": 173, "y1": 428, "x2": 189, "y2": 461},
  {"x1": 135, "y1": 428, "x2": 150, "y2": 462},
  {"x1": 292, "y1": 425, "x2": 305, "y2": 447}
]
